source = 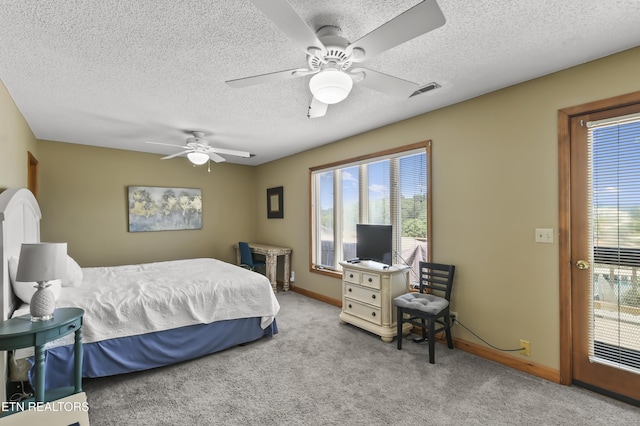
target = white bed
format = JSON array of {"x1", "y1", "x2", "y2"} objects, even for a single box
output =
[{"x1": 0, "y1": 188, "x2": 280, "y2": 398}]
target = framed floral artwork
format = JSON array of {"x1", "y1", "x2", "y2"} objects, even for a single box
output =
[{"x1": 128, "y1": 186, "x2": 202, "y2": 232}]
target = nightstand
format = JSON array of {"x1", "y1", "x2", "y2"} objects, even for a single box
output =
[{"x1": 0, "y1": 307, "x2": 84, "y2": 405}]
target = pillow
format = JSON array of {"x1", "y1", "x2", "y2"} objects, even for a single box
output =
[
  {"x1": 8, "y1": 256, "x2": 19, "y2": 286},
  {"x1": 62, "y1": 255, "x2": 83, "y2": 287},
  {"x1": 8, "y1": 256, "x2": 62, "y2": 304}
]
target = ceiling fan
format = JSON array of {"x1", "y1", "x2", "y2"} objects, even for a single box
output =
[
  {"x1": 146, "y1": 132, "x2": 251, "y2": 165},
  {"x1": 226, "y1": 0, "x2": 446, "y2": 118}
]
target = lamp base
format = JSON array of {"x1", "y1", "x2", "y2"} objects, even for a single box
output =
[
  {"x1": 30, "y1": 314, "x2": 54, "y2": 322},
  {"x1": 29, "y1": 283, "x2": 56, "y2": 322}
]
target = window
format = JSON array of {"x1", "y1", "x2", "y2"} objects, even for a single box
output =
[{"x1": 310, "y1": 141, "x2": 431, "y2": 283}]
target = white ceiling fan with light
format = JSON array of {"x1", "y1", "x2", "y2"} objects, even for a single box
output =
[
  {"x1": 226, "y1": 0, "x2": 446, "y2": 118},
  {"x1": 146, "y1": 131, "x2": 251, "y2": 166}
]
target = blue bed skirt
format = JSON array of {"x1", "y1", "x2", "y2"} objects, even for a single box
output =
[{"x1": 29, "y1": 317, "x2": 278, "y2": 390}]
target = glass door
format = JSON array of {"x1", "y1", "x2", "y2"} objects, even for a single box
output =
[{"x1": 570, "y1": 104, "x2": 640, "y2": 402}]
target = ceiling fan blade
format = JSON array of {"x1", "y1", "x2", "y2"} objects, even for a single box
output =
[
  {"x1": 161, "y1": 150, "x2": 191, "y2": 160},
  {"x1": 346, "y1": 0, "x2": 445, "y2": 63},
  {"x1": 226, "y1": 68, "x2": 309, "y2": 88},
  {"x1": 350, "y1": 68, "x2": 420, "y2": 98},
  {"x1": 208, "y1": 152, "x2": 227, "y2": 163},
  {"x1": 292, "y1": 68, "x2": 321, "y2": 77},
  {"x1": 208, "y1": 147, "x2": 251, "y2": 158},
  {"x1": 248, "y1": 0, "x2": 326, "y2": 57},
  {"x1": 307, "y1": 97, "x2": 328, "y2": 118},
  {"x1": 147, "y1": 141, "x2": 189, "y2": 149}
]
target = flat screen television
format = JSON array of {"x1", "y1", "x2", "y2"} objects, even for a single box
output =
[{"x1": 356, "y1": 224, "x2": 393, "y2": 265}]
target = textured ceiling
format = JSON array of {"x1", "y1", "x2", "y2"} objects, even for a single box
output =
[{"x1": 1, "y1": 1, "x2": 639, "y2": 166}]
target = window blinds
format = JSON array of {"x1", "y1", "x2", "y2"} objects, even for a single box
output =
[{"x1": 587, "y1": 113, "x2": 640, "y2": 374}]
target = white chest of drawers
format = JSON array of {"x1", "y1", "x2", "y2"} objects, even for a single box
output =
[{"x1": 338, "y1": 261, "x2": 411, "y2": 342}]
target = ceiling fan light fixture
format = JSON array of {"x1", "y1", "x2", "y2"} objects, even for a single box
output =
[
  {"x1": 187, "y1": 152, "x2": 209, "y2": 165},
  {"x1": 309, "y1": 69, "x2": 353, "y2": 104}
]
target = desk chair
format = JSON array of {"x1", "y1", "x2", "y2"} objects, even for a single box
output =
[
  {"x1": 393, "y1": 261, "x2": 456, "y2": 364},
  {"x1": 239, "y1": 242, "x2": 266, "y2": 272}
]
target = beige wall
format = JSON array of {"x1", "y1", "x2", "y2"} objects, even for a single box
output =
[
  {"x1": 0, "y1": 79, "x2": 37, "y2": 189},
  {"x1": 36, "y1": 141, "x2": 257, "y2": 267},
  {"x1": 254, "y1": 46, "x2": 640, "y2": 370}
]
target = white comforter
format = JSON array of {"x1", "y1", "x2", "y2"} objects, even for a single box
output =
[{"x1": 14, "y1": 258, "x2": 280, "y2": 345}]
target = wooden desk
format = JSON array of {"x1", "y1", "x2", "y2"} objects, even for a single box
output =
[
  {"x1": 0, "y1": 308, "x2": 84, "y2": 406},
  {"x1": 235, "y1": 243, "x2": 292, "y2": 292}
]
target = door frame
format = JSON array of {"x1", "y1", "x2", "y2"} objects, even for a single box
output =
[
  {"x1": 28, "y1": 151, "x2": 38, "y2": 199},
  {"x1": 558, "y1": 90, "x2": 640, "y2": 386}
]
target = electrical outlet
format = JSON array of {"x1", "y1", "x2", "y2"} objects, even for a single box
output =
[
  {"x1": 519, "y1": 339, "x2": 530, "y2": 356},
  {"x1": 449, "y1": 311, "x2": 457, "y2": 325}
]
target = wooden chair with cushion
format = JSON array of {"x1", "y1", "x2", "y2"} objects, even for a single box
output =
[{"x1": 393, "y1": 261, "x2": 456, "y2": 364}]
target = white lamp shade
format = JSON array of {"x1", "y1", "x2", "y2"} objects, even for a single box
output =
[
  {"x1": 187, "y1": 152, "x2": 210, "y2": 165},
  {"x1": 309, "y1": 69, "x2": 353, "y2": 104},
  {"x1": 16, "y1": 243, "x2": 67, "y2": 283}
]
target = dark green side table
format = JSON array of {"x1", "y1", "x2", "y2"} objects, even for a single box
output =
[{"x1": 0, "y1": 307, "x2": 84, "y2": 404}]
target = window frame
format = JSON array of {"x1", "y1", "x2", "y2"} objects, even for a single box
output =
[{"x1": 308, "y1": 141, "x2": 432, "y2": 278}]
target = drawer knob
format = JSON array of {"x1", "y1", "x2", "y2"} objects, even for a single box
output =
[
  {"x1": 69, "y1": 324, "x2": 76, "y2": 329},
  {"x1": 371, "y1": 294, "x2": 376, "y2": 299},
  {"x1": 371, "y1": 312, "x2": 376, "y2": 317},
  {"x1": 348, "y1": 304, "x2": 352, "y2": 309},
  {"x1": 349, "y1": 274, "x2": 354, "y2": 278},
  {"x1": 348, "y1": 288, "x2": 352, "y2": 292},
  {"x1": 368, "y1": 278, "x2": 373, "y2": 283}
]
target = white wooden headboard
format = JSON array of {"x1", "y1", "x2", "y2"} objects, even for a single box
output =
[
  {"x1": 0, "y1": 188, "x2": 41, "y2": 402},
  {"x1": 0, "y1": 188, "x2": 42, "y2": 321}
]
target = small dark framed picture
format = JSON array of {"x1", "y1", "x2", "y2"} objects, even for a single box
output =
[{"x1": 267, "y1": 186, "x2": 284, "y2": 219}]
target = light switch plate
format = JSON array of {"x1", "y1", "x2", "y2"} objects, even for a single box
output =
[{"x1": 535, "y1": 228, "x2": 554, "y2": 243}]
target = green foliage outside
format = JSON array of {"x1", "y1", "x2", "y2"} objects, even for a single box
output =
[
  {"x1": 320, "y1": 194, "x2": 427, "y2": 237},
  {"x1": 401, "y1": 195, "x2": 426, "y2": 238},
  {"x1": 403, "y1": 219, "x2": 427, "y2": 238}
]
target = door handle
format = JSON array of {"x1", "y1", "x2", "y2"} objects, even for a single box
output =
[{"x1": 576, "y1": 260, "x2": 590, "y2": 270}]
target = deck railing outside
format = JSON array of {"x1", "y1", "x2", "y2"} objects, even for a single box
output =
[{"x1": 592, "y1": 246, "x2": 640, "y2": 369}]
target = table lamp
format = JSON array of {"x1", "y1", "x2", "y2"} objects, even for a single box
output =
[{"x1": 16, "y1": 243, "x2": 67, "y2": 321}]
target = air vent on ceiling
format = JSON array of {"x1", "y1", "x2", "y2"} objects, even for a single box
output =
[{"x1": 410, "y1": 82, "x2": 441, "y2": 97}]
